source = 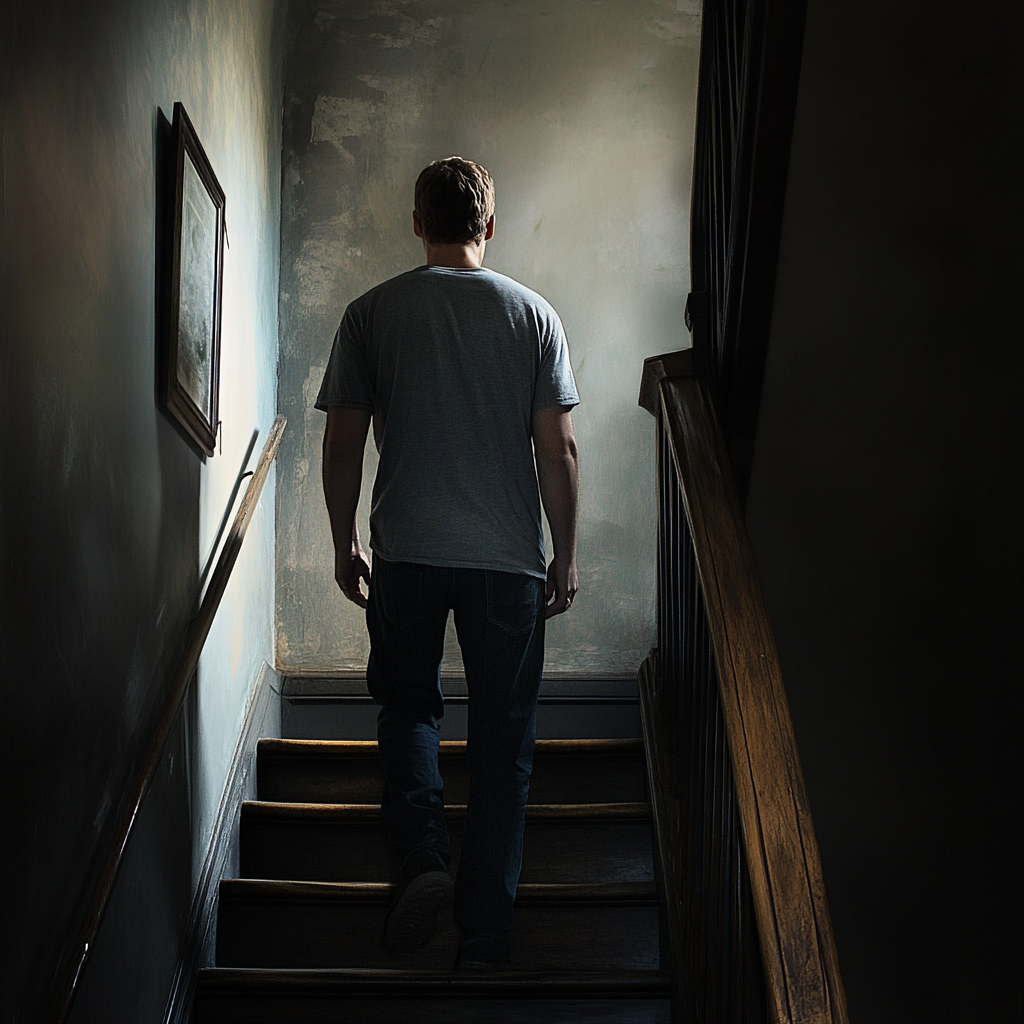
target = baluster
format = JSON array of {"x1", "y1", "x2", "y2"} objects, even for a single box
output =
[{"x1": 655, "y1": 408, "x2": 765, "y2": 1022}]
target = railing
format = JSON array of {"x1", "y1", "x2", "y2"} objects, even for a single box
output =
[
  {"x1": 49, "y1": 415, "x2": 287, "y2": 1024},
  {"x1": 638, "y1": 353, "x2": 846, "y2": 1024}
]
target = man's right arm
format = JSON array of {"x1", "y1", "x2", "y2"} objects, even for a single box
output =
[
  {"x1": 323, "y1": 406, "x2": 373, "y2": 607},
  {"x1": 533, "y1": 405, "x2": 580, "y2": 618}
]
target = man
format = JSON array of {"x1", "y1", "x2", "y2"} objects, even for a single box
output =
[{"x1": 316, "y1": 157, "x2": 580, "y2": 970}]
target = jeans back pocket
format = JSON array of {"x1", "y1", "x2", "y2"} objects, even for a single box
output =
[{"x1": 485, "y1": 571, "x2": 543, "y2": 637}]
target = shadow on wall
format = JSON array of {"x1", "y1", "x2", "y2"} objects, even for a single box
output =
[
  {"x1": 276, "y1": 0, "x2": 701, "y2": 675},
  {"x1": 1, "y1": 2, "x2": 282, "y2": 1021},
  {"x1": 743, "y1": 0, "x2": 1024, "y2": 1017}
]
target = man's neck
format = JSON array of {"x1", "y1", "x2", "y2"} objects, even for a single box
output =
[{"x1": 423, "y1": 238, "x2": 487, "y2": 269}]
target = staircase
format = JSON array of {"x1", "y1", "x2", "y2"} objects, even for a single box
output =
[{"x1": 193, "y1": 736, "x2": 672, "y2": 1021}]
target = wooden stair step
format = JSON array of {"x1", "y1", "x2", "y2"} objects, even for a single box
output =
[
  {"x1": 240, "y1": 803, "x2": 654, "y2": 885},
  {"x1": 219, "y1": 879, "x2": 659, "y2": 903},
  {"x1": 257, "y1": 738, "x2": 647, "y2": 805},
  {"x1": 194, "y1": 968, "x2": 672, "y2": 1023},
  {"x1": 216, "y1": 880, "x2": 660, "y2": 971}
]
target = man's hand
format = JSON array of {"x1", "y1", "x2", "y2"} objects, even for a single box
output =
[
  {"x1": 336, "y1": 540, "x2": 371, "y2": 608},
  {"x1": 545, "y1": 554, "x2": 579, "y2": 619}
]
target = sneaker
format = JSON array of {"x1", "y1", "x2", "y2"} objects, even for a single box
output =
[
  {"x1": 383, "y1": 870, "x2": 454, "y2": 954},
  {"x1": 454, "y1": 934, "x2": 512, "y2": 971}
]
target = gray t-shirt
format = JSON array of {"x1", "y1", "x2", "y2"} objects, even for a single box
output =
[{"x1": 315, "y1": 265, "x2": 579, "y2": 579}]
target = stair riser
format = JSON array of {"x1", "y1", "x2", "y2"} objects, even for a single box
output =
[
  {"x1": 282, "y1": 700, "x2": 642, "y2": 741},
  {"x1": 195, "y1": 994, "x2": 670, "y2": 1024},
  {"x1": 216, "y1": 902, "x2": 660, "y2": 971},
  {"x1": 240, "y1": 819, "x2": 655, "y2": 884},
  {"x1": 258, "y1": 755, "x2": 647, "y2": 805}
]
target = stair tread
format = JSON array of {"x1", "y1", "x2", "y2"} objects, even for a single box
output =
[
  {"x1": 258, "y1": 738, "x2": 644, "y2": 760},
  {"x1": 197, "y1": 967, "x2": 671, "y2": 996},
  {"x1": 219, "y1": 879, "x2": 659, "y2": 904},
  {"x1": 241, "y1": 801, "x2": 651, "y2": 821}
]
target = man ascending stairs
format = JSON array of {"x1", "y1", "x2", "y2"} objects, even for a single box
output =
[{"x1": 316, "y1": 156, "x2": 581, "y2": 970}]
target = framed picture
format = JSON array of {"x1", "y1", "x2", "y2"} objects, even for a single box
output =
[{"x1": 161, "y1": 101, "x2": 225, "y2": 457}]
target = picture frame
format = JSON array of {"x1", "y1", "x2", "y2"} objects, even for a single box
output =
[{"x1": 160, "y1": 101, "x2": 225, "y2": 457}]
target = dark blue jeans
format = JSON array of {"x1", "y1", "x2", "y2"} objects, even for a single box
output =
[{"x1": 365, "y1": 557, "x2": 546, "y2": 943}]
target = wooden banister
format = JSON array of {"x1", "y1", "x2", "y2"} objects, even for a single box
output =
[
  {"x1": 49, "y1": 415, "x2": 287, "y2": 1024},
  {"x1": 638, "y1": 355, "x2": 846, "y2": 1023}
]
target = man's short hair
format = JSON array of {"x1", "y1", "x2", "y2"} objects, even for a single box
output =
[{"x1": 414, "y1": 157, "x2": 495, "y2": 245}]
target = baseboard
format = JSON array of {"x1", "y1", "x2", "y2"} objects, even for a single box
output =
[
  {"x1": 282, "y1": 673, "x2": 639, "y2": 698},
  {"x1": 162, "y1": 660, "x2": 281, "y2": 1024}
]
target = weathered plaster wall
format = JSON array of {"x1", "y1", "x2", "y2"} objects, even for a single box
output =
[
  {"x1": 0, "y1": 2, "x2": 282, "y2": 1020},
  {"x1": 277, "y1": 0, "x2": 700, "y2": 675},
  {"x1": 745, "y1": 0, "x2": 1023, "y2": 1018}
]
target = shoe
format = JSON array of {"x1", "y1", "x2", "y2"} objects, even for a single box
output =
[
  {"x1": 383, "y1": 870, "x2": 454, "y2": 954},
  {"x1": 454, "y1": 934, "x2": 512, "y2": 971}
]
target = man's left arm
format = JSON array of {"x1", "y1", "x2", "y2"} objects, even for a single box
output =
[{"x1": 322, "y1": 406, "x2": 373, "y2": 607}]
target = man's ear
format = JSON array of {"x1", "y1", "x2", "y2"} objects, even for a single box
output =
[
  {"x1": 413, "y1": 210, "x2": 423, "y2": 239},
  {"x1": 484, "y1": 215, "x2": 495, "y2": 241}
]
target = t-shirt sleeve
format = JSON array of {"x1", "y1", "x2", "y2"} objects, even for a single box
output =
[
  {"x1": 533, "y1": 312, "x2": 580, "y2": 412},
  {"x1": 314, "y1": 305, "x2": 374, "y2": 412}
]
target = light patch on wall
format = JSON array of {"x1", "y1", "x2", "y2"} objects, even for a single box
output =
[
  {"x1": 370, "y1": 15, "x2": 445, "y2": 49},
  {"x1": 302, "y1": 363, "x2": 330, "y2": 417},
  {"x1": 276, "y1": 616, "x2": 292, "y2": 662},
  {"x1": 646, "y1": 0, "x2": 701, "y2": 45},
  {"x1": 647, "y1": 19, "x2": 700, "y2": 44},
  {"x1": 311, "y1": 95, "x2": 379, "y2": 162},
  {"x1": 311, "y1": 78, "x2": 425, "y2": 166},
  {"x1": 294, "y1": 222, "x2": 363, "y2": 310}
]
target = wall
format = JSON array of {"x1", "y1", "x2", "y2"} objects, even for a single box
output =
[
  {"x1": 745, "y1": 0, "x2": 1023, "y2": 1019},
  {"x1": 0, "y1": 2, "x2": 283, "y2": 1021},
  {"x1": 276, "y1": 0, "x2": 700, "y2": 675}
]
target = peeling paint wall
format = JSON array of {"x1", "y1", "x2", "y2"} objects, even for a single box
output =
[
  {"x1": 1, "y1": 2, "x2": 283, "y2": 1020},
  {"x1": 277, "y1": 0, "x2": 700, "y2": 674}
]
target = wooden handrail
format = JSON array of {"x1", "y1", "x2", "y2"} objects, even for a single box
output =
[
  {"x1": 49, "y1": 415, "x2": 287, "y2": 1023},
  {"x1": 639, "y1": 354, "x2": 846, "y2": 1023}
]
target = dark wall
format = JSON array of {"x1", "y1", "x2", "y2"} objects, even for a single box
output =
[
  {"x1": 0, "y1": 2, "x2": 282, "y2": 1021},
  {"x1": 745, "y1": 0, "x2": 1023, "y2": 1020}
]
